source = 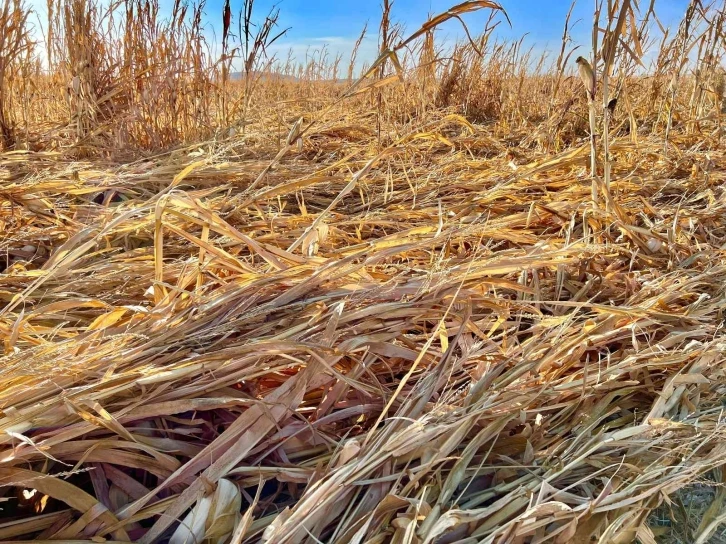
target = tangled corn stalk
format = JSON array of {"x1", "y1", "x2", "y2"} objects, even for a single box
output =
[{"x1": 1, "y1": 1, "x2": 726, "y2": 543}]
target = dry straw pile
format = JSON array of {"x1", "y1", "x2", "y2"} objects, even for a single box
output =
[{"x1": 1, "y1": 0, "x2": 726, "y2": 542}]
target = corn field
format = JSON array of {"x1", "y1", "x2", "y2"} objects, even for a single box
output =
[{"x1": 1, "y1": 0, "x2": 726, "y2": 542}]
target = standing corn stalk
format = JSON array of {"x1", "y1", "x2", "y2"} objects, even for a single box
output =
[
  {"x1": 376, "y1": 0, "x2": 392, "y2": 148},
  {"x1": 347, "y1": 23, "x2": 367, "y2": 85},
  {"x1": 238, "y1": 0, "x2": 289, "y2": 135},
  {"x1": 576, "y1": 55, "x2": 598, "y2": 205},
  {"x1": 548, "y1": 1, "x2": 577, "y2": 122},
  {"x1": 0, "y1": 0, "x2": 33, "y2": 149},
  {"x1": 579, "y1": 0, "x2": 642, "y2": 213},
  {"x1": 601, "y1": 0, "x2": 641, "y2": 216},
  {"x1": 220, "y1": 0, "x2": 232, "y2": 127},
  {"x1": 663, "y1": 1, "x2": 697, "y2": 155}
]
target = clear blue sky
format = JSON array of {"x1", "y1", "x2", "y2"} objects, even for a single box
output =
[
  {"x1": 198, "y1": 0, "x2": 689, "y2": 69},
  {"x1": 206, "y1": 0, "x2": 689, "y2": 42}
]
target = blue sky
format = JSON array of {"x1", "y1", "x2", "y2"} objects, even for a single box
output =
[
  {"x1": 202, "y1": 0, "x2": 690, "y2": 70},
  {"x1": 25, "y1": 0, "x2": 690, "y2": 70}
]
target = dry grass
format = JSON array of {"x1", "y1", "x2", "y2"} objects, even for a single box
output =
[
  {"x1": 1, "y1": 0, "x2": 726, "y2": 543},
  {"x1": 650, "y1": 471, "x2": 726, "y2": 543}
]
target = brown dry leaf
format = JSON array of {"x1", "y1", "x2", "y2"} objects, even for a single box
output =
[
  {"x1": 334, "y1": 439, "x2": 361, "y2": 469},
  {"x1": 87, "y1": 308, "x2": 128, "y2": 331}
]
